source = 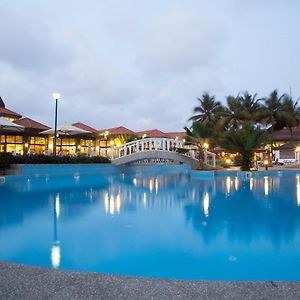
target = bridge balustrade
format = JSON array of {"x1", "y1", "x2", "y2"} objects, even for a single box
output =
[
  {"x1": 110, "y1": 138, "x2": 183, "y2": 160},
  {"x1": 109, "y1": 138, "x2": 216, "y2": 168}
]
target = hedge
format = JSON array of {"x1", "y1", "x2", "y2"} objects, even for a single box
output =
[{"x1": 0, "y1": 153, "x2": 110, "y2": 165}]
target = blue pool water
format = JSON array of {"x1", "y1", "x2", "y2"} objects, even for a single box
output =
[{"x1": 1, "y1": 165, "x2": 300, "y2": 281}]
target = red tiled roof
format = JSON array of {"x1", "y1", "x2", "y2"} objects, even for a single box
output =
[
  {"x1": 165, "y1": 132, "x2": 186, "y2": 140},
  {"x1": 98, "y1": 126, "x2": 135, "y2": 135},
  {"x1": 212, "y1": 146, "x2": 224, "y2": 153},
  {"x1": 271, "y1": 127, "x2": 300, "y2": 141},
  {"x1": 136, "y1": 129, "x2": 168, "y2": 138},
  {"x1": 14, "y1": 117, "x2": 50, "y2": 130},
  {"x1": 0, "y1": 107, "x2": 22, "y2": 119},
  {"x1": 73, "y1": 122, "x2": 98, "y2": 134}
]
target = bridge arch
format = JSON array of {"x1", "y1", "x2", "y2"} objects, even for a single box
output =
[{"x1": 109, "y1": 138, "x2": 215, "y2": 170}]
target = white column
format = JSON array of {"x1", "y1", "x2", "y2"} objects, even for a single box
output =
[
  {"x1": 149, "y1": 139, "x2": 153, "y2": 150},
  {"x1": 204, "y1": 151, "x2": 208, "y2": 164},
  {"x1": 167, "y1": 140, "x2": 170, "y2": 151},
  {"x1": 141, "y1": 141, "x2": 144, "y2": 151},
  {"x1": 110, "y1": 147, "x2": 114, "y2": 160}
]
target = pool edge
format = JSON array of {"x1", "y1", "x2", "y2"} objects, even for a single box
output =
[{"x1": 1, "y1": 262, "x2": 300, "y2": 300}]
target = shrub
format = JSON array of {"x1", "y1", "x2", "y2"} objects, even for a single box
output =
[
  {"x1": 0, "y1": 152, "x2": 13, "y2": 169},
  {"x1": 218, "y1": 160, "x2": 231, "y2": 168},
  {"x1": 10, "y1": 154, "x2": 110, "y2": 164},
  {"x1": 233, "y1": 154, "x2": 243, "y2": 166},
  {"x1": 177, "y1": 148, "x2": 190, "y2": 154}
]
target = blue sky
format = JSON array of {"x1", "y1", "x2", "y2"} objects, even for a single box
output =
[{"x1": 0, "y1": 0, "x2": 299, "y2": 131}]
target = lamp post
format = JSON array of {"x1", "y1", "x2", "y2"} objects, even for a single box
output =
[{"x1": 52, "y1": 93, "x2": 61, "y2": 156}]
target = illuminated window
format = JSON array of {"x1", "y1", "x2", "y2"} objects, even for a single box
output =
[
  {"x1": 99, "y1": 140, "x2": 108, "y2": 147},
  {"x1": 15, "y1": 136, "x2": 23, "y2": 143}
]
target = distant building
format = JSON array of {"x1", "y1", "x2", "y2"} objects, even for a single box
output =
[{"x1": 0, "y1": 98, "x2": 186, "y2": 156}]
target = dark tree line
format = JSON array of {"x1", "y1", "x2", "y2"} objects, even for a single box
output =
[{"x1": 186, "y1": 90, "x2": 300, "y2": 170}]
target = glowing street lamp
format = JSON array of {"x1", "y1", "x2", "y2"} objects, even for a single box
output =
[
  {"x1": 203, "y1": 142, "x2": 209, "y2": 150},
  {"x1": 52, "y1": 93, "x2": 61, "y2": 156}
]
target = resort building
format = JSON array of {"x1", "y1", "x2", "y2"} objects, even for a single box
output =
[
  {"x1": 271, "y1": 128, "x2": 300, "y2": 164},
  {"x1": 14, "y1": 118, "x2": 50, "y2": 154},
  {"x1": 0, "y1": 98, "x2": 186, "y2": 157},
  {"x1": 6, "y1": 97, "x2": 300, "y2": 165}
]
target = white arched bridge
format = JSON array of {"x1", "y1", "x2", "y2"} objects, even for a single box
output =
[{"x1": 109, "y1": 138, "x2": 216, "y2": 170}]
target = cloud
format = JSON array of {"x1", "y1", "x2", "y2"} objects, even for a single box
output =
[
  {"x1": 0, "y1": 4, "x2": 72, "y2": 73},
  {"x1": 0, "y1": 0, "x2": 299, "y2": 132}
]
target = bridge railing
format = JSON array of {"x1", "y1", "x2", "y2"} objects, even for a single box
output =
[
  {"x1": 183, "y1": 146, "x2": 216, "y2": 168},
  {"x1": 109, "y1": 138, "x2": 184, "y2": 160},
  {"x1": 107, "y1": 138, "x2": 215, "y2": 167}
]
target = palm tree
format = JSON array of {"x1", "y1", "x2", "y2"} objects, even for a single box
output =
[
  {"x1": 218, "y1": 122, "x2": 266, "y2": 171},
  {"x1": 238, "y1": 92, "x2": 264, "y2": 123},
  {"x1": 184, "y1": 122, "x2": 214, "y2": 163},
  {"x1": 113, "y1": 134, "x2": 137, "y2": 146},
  {"x1": 261, "y1": 90, "x2": 286, "y2": 131},
  {"x1": 216, "y1": 96, "x2": 244, "y2": 130},
  {"x1": 216, "y1": 92, "x2": 263, "y2": 130},
  {"x1": 279, "y1": 96, "x2": 300, "y2": 139},
  {"x1": 260, "y1": 90, "x2": 286, "y2": 157},
  {"x1": 189, "y1": 93, "x2": 224, "y2": 127}
]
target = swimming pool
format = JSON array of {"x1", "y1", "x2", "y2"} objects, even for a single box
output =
[{"x1": 1, "y1": 165, "x2": 300, "y2": 281}]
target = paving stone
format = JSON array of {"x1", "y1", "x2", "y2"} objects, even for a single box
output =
[{"x1": 0, "y1": 262, "x2": 300, "y2": 300}]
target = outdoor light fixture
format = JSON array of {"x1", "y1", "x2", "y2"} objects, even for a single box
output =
[
  {"x1": 296, "y1": 147, "x2": 300, "y2": 152},
  {"x1": 264, "y1": 159, "x2": 269, "y2": 171},
  {"x1": 52, "y1": 93, "x2": 61, "y2": 156},
  {"x1": 52, "y1": 93, "x2": 61, "y2": 101},
  {"x1": 225, "y1": 159, "x2": 231, "y2": 165},
  {"x1": 203, "y1": 142, "x2": 209, "y2": 150}
]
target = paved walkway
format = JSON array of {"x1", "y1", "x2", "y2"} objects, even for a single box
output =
[{"x1": 1, "y1": 262, "x2": 300, "y2": 299}]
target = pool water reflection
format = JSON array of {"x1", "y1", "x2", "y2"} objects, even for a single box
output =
[{"x1": 1, "y1": 167, "x2": 300, "y2": 280}]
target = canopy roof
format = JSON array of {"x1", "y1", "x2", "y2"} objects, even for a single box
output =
[
  {"x1": 73, "y1": 122, "x2": 98, "y2": 134},
  {"x1": 41, "y1": 123, "x2": 90, "y2": 135},
  {"x1": 0, "y1": 117, "x2": 24, "y2": 132}
]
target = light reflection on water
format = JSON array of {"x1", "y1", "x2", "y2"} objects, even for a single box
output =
[{"x1": 1, "y1": 168, "x2": 300, "y2": 280}]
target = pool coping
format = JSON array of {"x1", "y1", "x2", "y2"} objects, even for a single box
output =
[{"x1": 1, "y1": 262, "x2": 300, "y2": 300}]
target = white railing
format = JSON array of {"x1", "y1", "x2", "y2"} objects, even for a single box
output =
[
  {"x1": 109, "y1": 138, "x2": 183, "y2": 160},
  {"x1": 108, "y1": 138, "x2": 216, "y2": 168},
  {"x1": 204, "y1": 151, "x2": 216, "y2": 168}
]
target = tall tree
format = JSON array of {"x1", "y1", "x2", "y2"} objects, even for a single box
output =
[
  {"x1": 279, "y1": 96, "x2": 300, "y2": 139},
  {"x1": 189, "y1": 93, "x2": 223, "y2": 127},
  {"x1": 216, "y1": 96, "x2": 245, "y2": 130},
  {"x1": 261, "y1": 90, "x2": 285, "y2": 131},
  {"x1": 184, "y1": 122, "x2": 214, "y2": 163},
  {"x1": 238, "y1": 92, "x2": 263, "y2": 122},
  {"x1": 218, "y1": 122, "x2": 267, "y2": 171}
]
